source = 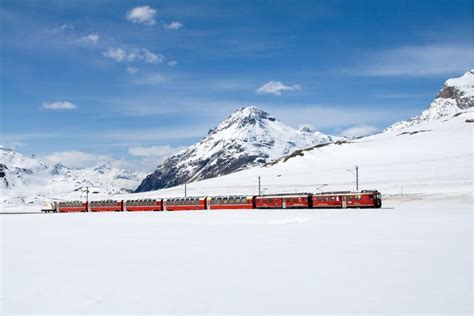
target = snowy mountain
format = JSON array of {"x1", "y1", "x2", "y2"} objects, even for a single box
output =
[
  {"x1": 386, "y1": 69, "x2": 474, "y2": 131},
  {"x1": 136, "y1": 106, "x2": 337, "y2": 192},
  {"x1": 0, "y1": 146, "x2": 145, "y2": 207},
  {"x1": 111, "y1": 70, "x2": 473, "y2": 205},
  {"x1": 121, "y1": 106, "x2": 474, "y2": 205}
]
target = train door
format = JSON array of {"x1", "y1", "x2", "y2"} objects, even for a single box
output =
[
  {"x1": 282, "y1": 198, "x2": 286, "y2": 209},
  {"x1": 342, "y1": 196, "x2": 347, "y2": 208}
]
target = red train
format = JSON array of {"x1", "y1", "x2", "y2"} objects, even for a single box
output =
[{"x1": 42, "y1": 190, "x2": 382, "y2": 213}]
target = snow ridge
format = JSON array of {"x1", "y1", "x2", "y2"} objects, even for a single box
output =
[
  {"x1": 386, "y1": 69, "x2": 474, "y2": 131},
  {"x1": 0, "y1": 147, "x2": 145, "y2": 206},
  {"x1": 135, "y1": 106, "x2": 336, "y2": 192}
]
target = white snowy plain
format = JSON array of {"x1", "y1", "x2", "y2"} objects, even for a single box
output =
[{"x1": 1, "y1": 203, "x2": 472, "y2": 314}]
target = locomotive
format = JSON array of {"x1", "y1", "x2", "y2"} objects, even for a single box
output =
[{"x1": 42, "y1": 190, "x2": 382, "y2": 213}]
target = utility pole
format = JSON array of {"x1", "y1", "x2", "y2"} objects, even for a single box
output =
[
  {"x1": 355, "y1": 165, "x2": 359, "y2": 191},
  {"x1": 85, "y1": 186, "x2": 89, "y2": 212},
  {"x1": 258, "y1": 176, "x2": 261, "y2": 196},
  {"x1": 184, "y1": 182, "x2": 187, "y2": 197},
  {"x1": 346, "y1": 166, "x2": 359, "y2": 191}
]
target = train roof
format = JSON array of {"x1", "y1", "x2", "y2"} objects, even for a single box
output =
[
  {"x1": 313, "y1": 190, "x2": 380, "y2": 195},
  {"x1": 258, "y1": 193, "x2": 311, "y2": 197},
  {"x1": 165, "y1": 196, "x2": 204, "y2": 200},
  {"x1": 208, "y1": 195, "x2": 253, "y2": 199}
]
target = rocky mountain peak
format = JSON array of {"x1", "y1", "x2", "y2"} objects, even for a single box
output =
[
  {"x1": 438, "y1": 69, "x2": 474, "y2": 109},
  {"x1": 212, "y1": 106, "x2": 276, "y2": 134},
  {"x1": 135, "y1": 106, "x2": 336, "y2": 192},
  {"x1": 299, "y1": 126, "x2": 314, "y2": 133},
  {"x1": 386, "y1": 69, "x2": 474, "y2": 131}
]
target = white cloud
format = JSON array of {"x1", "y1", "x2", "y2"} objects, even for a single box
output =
[
  {"x1": 103, "y1": 48, "x2": 126, "y2": 62},
  {"x1": 355, "y1": 44, "x2": 473, "y2": 77},
  {"x1": 81, "y1": 33, "x2": 99, "y2": 44},
  {"x1": 60, "y1": 24, "x2": 74, "y2": 31},
  {"x1": 126, "y1": 5, "x2": 157, "y2": 25},
  {"x1": 164, "y1": 21, "x2": 183, "y2": 30},
  {"x1": 42, "y1": 101, "x2": 77, "y2": 110},
  {"x1": 126, "y1": 66, "x2": 139, "y2": 74},
  {"x1": 167, "y1": 60, "x2": 177, "y2": 66},
  {"x1": 128, "y1": 145, "x2": 184, "y2": 157},
  {"x1": 338, "y1": 125, "x2": 379, "y2": 138},
  {"x1": 104, "y1": 48, "x2": 164, "y2": 64},
  {"x1": 127, "y1": 48, "x2": 164, "y2": 64},
  {"x1": 256, "y1": 81, "x2": 301, "y2": 95},
  {"x1": 48, "y1": 24, "x2": 75, "y2": 34},
  {"x1": 45, "y1": 151, "x2": 113, "y2": 169}
]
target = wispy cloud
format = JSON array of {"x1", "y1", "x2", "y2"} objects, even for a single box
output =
[
  {"x1": 167, "y1": 60, "x2": 177, "y2": 66},
  {"x1": 48, "y1": 24, "x2": 75, "y2": 33},
  {"x1": 45, "y1": 151, "x2": 113, "y2": 169},
  {"x1": 338, "y1": 125, "x2": 379, "y2": 138},
  {"x1": 42, "y1": 101, "x2": 77, "y2": 110},
  {"x1": 268, "y1": 105, "x2": 407, "y2": 129},
  {"x1": 164, "y1": 21, "x2": 183, "y2": 30},
  {"x1": 256, "y1": 81, "x2": 301, "y2": 95},
  {"x1": 100, "y1": 127, "x2": 206, "y2": 142},
  {"x1": 127, "y1": 48, "x2": 164, "y2": 63},
  {"x1": 0, "y1": 132, "x2": 61, "y2": 142},
  {"x1": 103, "y1": 48, "x2": 164, "y2": 64},
  {"x1": 60, "y1": 24, "x2": 75, "y2": 31},
  {"x1": 103, "y1": 48, "x2": 126, "y2": 62},
  {"x1": 80, "y1": 33, "x2": 99, "y2": 44},
  {"x1": 131, "y1": 73, "x2": 167, "y2": 85},
  {"x1": 128, "y1": 145, "x2": 184, "y2": 157},
  {"x1": 126, "y1": 66, "x2": 139, "y2": 74},
  {"x1": 126, "y1": 5, "x2": 157, "y2": 26},
  {"x1": 353, "y1": 44, "x2": 473, "y2": 77}
]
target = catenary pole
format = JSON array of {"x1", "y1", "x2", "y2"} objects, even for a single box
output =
[
  {"x1": 355, "y1": 166, "x2": 359, "y2": 191},
  {"x1": 258, "y1": 176, "x2": 261, "y2": 196}
]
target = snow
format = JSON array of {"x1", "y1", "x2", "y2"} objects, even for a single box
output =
[
  {"x1": 387, "y1": 69, "x2": 474, "y2": 130},
  {"x1": 135, "y1": 106, "x2": 337, "y2": 192},
  {"x1": 446, "y1": 69, "x2": 474, "y2": 98},
  {"x1": 109, "y1": 108, "x2": 473, "y2": 207},
  {"x1": 0, "y1": 149, "x2": 145, "y2": 209},
  {"x1": 1, "y1": 204, "x2": 471, "y2": 313},
  {"x1": 1, "y1": 72, "x2": 473, "y2": 314}
]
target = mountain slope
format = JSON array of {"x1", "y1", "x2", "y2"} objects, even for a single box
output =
[
  {"x1": 136, "y1": 106, "x2": 336, "y2": 192},
  {"x1": 386, "y1": 69, "x2": 474, "y2": 131},
  {"x1": 116, "y1": 70, "x2": 473, "y2": 204},
  {"x1": 0, "y1": 146, "x2": 145, "y2": 207}
]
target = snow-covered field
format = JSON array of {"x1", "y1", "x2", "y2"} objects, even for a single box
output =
[{"x1": 1, "y1": 203, "x2": 472, "y2": 314}]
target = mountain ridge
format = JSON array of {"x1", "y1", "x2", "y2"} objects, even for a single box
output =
[
  {"x1": 386, "y1": 69, "x2": 474, "y2": 131},
  {"x1": 135, "y1": 106, "x2": 337, "y2": 192},
  {"x1": 0, "y1": 147, "x2": 145, "y2": 206}
]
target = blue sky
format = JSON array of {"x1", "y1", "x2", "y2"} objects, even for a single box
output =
[{"x1": 0, "y1": 0, "x2": 472, "y2": 170}]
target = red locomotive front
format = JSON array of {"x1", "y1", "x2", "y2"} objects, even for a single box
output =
[{"x1": 312, "y1": 191, "x2": 382, "y2": 208}]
